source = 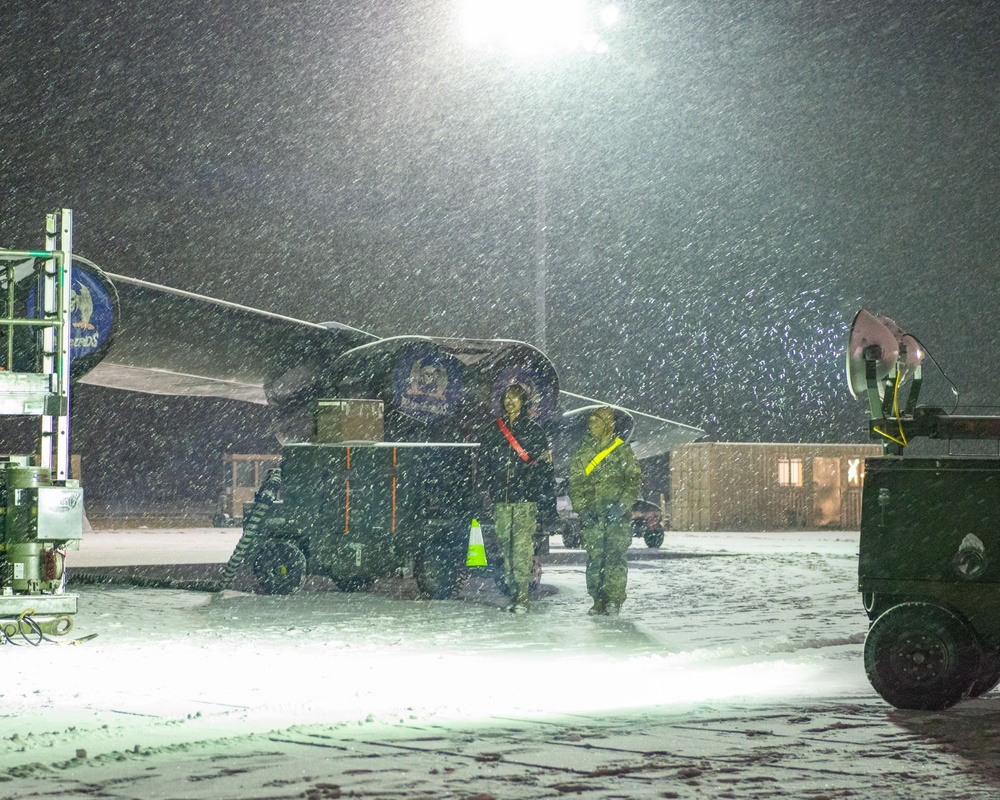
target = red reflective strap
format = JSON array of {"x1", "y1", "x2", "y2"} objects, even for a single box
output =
[
  {"x1": 497, "y1": 418, "x2": 534, "y2": 464},
  {"x1": 344, "y1": 447, "x2": 351, "y2": 533},
  {"x1": 391, "y1": 447, "x2": 397, "y2": 534}
]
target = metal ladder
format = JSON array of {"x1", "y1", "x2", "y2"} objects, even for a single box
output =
[
  {"x1": 0, "y1": 209, "x2": 81, "y2": 630},
  {"x1": 0, "y1": 208, "x2": 74, "y2": 474}
]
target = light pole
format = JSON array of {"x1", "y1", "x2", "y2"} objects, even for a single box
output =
[
  {"x1": 534, "y1": 142, "x2": 548, "y2": 352},
  {"x1": 459, "y1": 0, "x2": 621, "y2": 353}
]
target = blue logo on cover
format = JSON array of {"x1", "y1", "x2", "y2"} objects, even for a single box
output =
[
  {"x1": 391, "y1": 344, "x2": 463, "y2": 423},
  {"x1": 69, "y1": 269, "x2": 116, "y2": 360},
  {"x1": 28, "y1": 267, "x2": 117, "y2": 364}
]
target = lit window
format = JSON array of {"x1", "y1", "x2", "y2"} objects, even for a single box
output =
[
  {"x1": 847, "y1": 458, "x2": 865, "y2": 487},
  {"x1": 778, "y1": 458, "x2": 803, "y2": 487}
]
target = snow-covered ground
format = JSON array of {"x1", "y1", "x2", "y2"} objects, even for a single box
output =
[{"x1": 3, "y1": 530, "x2": 1000, "y2": 799}]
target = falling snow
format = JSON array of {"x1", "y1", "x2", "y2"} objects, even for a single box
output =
[{"x1": 3, "y1": 1, "x2": 1000, "y2": 445}]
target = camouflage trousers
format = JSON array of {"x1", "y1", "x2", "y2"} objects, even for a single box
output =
[
  {"x1": 494, "y1": 502, "x2": 537, "y2": 606},
  {"x1": 581, "y1": 517, "x2": 630, "y2": 607}
]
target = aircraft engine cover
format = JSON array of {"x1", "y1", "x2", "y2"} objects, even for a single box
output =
[
  {"x1": 487, "y1": 352, "x2": 559, "y2": 424},
  {"x1": 391, "y1": 341, "x2": 464, "y2": 423},
  {"x1": 333, "y1": 337, "x2": 559, "y2": 434},
  {"x1": 332, "y1": 337, "x2": 465, "y2": 425}
]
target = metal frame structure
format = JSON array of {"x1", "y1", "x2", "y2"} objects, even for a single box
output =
[
  {"x1": 0, "y1": 208, "x2": 74, "y2": 475},
  {"x1": 857, "y1": 339, "x2": 1000, "y2": 454},
  {"x1": 0, "y1": 209, "x2": 80, "y2": 625}
]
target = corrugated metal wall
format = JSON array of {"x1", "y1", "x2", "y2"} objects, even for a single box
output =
[
  {"x1": 670, "y1": 443, "x2": 882, "y2": 531},
  {"x1": 670, "y1": 444, "x2": 712, "y2": 531}
]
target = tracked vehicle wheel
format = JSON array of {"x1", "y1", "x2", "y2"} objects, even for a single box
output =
[
  {"x1": 864, "y1": 602, "x2": 981, "y2": 710},
  {"x1": 643, "y1": 529, "x2": 665, "y2": 549},
  {"x1": 253, "y1": 539, "x2": 307, "y2": 595},
  {"x1": 969, "y1": 647, "x2": 1000, "y2": 698},
  {"x1": 414, "y1": 546, "x2": 460, "y2": 600}
]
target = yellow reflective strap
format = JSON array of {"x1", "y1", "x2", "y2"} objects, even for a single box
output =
[{"x1": 585, "y1": 438, "x2": 624, "y2": 475}]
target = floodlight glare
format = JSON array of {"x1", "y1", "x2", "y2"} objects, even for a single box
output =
[
  {"x1": 898, "y1": 333, "x2": 924, "y2": 380},
  {"x1": 459, "y1": 0, "x2": 614, "y2": 60},
  {"x1": 845, "y1": 308, "x2": 934, "y2": 451},
  {"x1": 846, "y1": 309, "x2": 925, "y2": 400},
  {"x1": 599, "y1": 4, "x2": 621, "y2": 27}
]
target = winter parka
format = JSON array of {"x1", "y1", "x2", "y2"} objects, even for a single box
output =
[
  {"x1": 568, "y1": 435, "x2": 642, "y2": 518},
  {"x1": 477, "y1": 414, "x2": 553, "y2": 506}
]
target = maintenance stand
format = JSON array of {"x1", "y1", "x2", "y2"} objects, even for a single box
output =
[{"x1": 0, "y1": 209, "x2": 83, "y2": 639}]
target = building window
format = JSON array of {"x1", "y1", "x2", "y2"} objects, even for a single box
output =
[
  {"x1": 235, "y1": 461, "x2": 258, "y2": 488},
  {"x1": 847, "y1": 458, "x2": 865, "y2": 487},
  {"x1": 778, "y1": 458, "x2": 803, "y2": 487}
]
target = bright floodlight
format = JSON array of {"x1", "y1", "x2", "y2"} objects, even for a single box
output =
[
  {"x1": 460, "y1": 0, "x2": 618, "y2": 61},
  {"x1": 599, "y1": 4, "x2": 621, "y2": 27}
]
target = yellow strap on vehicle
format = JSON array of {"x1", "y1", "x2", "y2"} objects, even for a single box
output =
[{"x1": 585, "y1": 438, "x2": 624, "y2": 475}]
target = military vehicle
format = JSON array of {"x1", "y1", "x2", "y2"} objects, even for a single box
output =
[
  {"x1": 557, "y1": 496, "x2": 665, "y2": 550},
  {"x1": 219, "y1": 437, "x2": 481, "y2": 599},
  {"x1": 848, "y1": 309, "x2": 1000, "y2": 709}
]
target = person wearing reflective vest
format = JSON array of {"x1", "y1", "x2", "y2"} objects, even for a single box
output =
[
  {"x1": 568, "y1": 406, "x2": 642, "y2": 616},
  {"x1": 478, "y1": 383, "x2": 553, "y2": 613}
]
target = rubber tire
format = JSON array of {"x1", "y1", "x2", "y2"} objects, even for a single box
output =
[
  {"x1": 252, "y1": 539, "x2": 307, "y2": 596},
  {"x1": 643, "y1": 529, "x2": 665, "y2": 549},
  {"x1": 864, "y1": 602, "x2": 981, "y2": 710},
  {"x1": 862, "y1": 592, "x2": 901, "y2": 623},
  {"x1": 969, "y1": 647, "x2": 1000, "y2": 698},
  {"x1": 562, "y1": 527, "x2": 582, "y2": 549},
  {"x1": 414, "y1": 542, "x2": 461, "y2": 600}
]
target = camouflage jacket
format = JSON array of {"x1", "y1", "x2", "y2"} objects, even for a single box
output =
[{"x1": 568, "y1": 436, "x2": 641, "y2": 514}]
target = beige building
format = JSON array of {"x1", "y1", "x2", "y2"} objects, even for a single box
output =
[{"x1": 670, "y1": 442, "x2": 883, "y2": 532}]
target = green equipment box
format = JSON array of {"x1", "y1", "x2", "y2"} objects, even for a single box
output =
[
  {"x1": 859, "y1": 455, "x2": 1000, "y2": 710},
  {"x1": 860, "y1": 456, "x2": 1000, "y2": 635}
]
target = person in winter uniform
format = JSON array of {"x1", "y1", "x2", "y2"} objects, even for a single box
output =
[
  {"x1": 478, "y1": 383, "x2": 553, "y2": 613},
  {"x1": 568, "y1": 406, "x2": 642, "y2": 616}
]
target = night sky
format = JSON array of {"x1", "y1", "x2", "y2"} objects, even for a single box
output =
[{"x1": 3, "y1": 0, "x2": 1000, "y2": 446}]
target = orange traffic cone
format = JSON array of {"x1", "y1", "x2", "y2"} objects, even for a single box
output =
[{"x1": 466, "y1": 518, "x2": 487, "y2": 568}]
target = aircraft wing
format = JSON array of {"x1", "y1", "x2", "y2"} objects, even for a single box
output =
[
  {"x1": 555, "y1": 390, "x2": 706, "y2": 461},
  {"x1": 67, "y1": 260, "x2": 705, "y2": 459},
  {"x1": 76, "y1": 267, "x2": 376, "y2": 405}
]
